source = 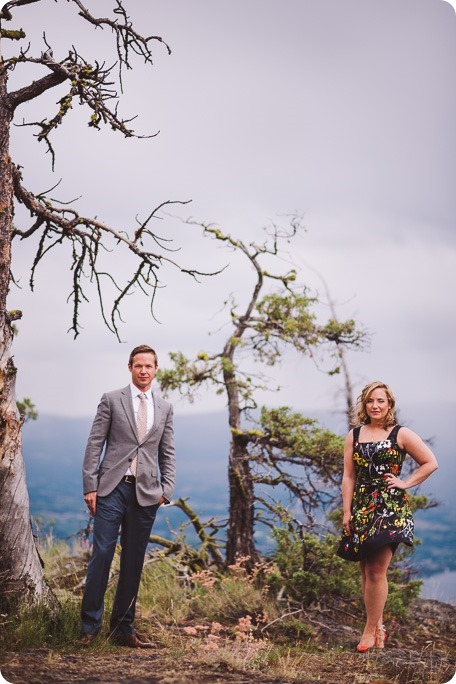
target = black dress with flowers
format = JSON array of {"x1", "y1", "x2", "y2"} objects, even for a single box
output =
[{"x1": 337, "y1": 424, "x2": 414, "y2": 561}]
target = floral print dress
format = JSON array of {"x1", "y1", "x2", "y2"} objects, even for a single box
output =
[{"x1": 337, "y1": 424, "x2": 414, "y2": 561}]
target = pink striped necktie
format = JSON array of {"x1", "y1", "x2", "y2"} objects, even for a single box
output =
[{"x1": 131, "y1": 392, "x2": 148, "y2": 476}]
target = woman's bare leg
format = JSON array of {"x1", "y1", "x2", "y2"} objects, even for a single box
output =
[
  {"x1": 360, "y1": 558, "x2": 385, "y2": 631},
  {"x1": 360, "y1": 559, "x2": 366, "y2": 602},
  {"x1": 358, "y1": 545, "x2": 393, "y2": 648}
]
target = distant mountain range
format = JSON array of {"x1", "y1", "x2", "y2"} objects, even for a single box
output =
[{"x1": 21, "y1": 406, "x2": 455, "y2": 597}]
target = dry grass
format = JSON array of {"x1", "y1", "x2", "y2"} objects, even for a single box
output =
[
  {"x1": 0, "y1": 544, "x2": 454, "y2": 683},
  {"x1": 2, "y1": 626, "x2": 454, "y2": 684}
]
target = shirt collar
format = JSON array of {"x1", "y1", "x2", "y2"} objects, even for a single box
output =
[{"x1": 130, "y1": 383, "x2": 153, "y2": 401}]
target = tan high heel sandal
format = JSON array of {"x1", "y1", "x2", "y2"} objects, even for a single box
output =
[{"x1": 375, "y1": 624, "x2": 387, "y2": 648}]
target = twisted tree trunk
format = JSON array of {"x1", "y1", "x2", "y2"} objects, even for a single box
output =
[
  {"x1": 226, "y1": 433, "x2": 258, "y2": 567},
  {"x1": 0, "y1": 64, "x2": 57, "y2": 613},
  {"x1": 223, "y1": 351, "x2": 259, "y2": 568}
]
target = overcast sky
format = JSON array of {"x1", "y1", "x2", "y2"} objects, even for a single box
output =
[{"x1": 4, "y1": 0, "x2": 456, "y2": 428}]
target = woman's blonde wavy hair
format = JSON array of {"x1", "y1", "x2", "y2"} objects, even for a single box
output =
[{"x1": 350, "y1": 381, "x2": 396, "y2": 427}]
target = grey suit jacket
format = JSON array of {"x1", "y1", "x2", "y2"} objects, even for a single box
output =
[{"x1": 82, "y1": 386, "x2": 176, "y2": 506}]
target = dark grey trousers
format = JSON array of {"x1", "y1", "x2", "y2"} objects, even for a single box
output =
[{"x1": 81, "y1": 479, "x2": 158, "y2": 636}]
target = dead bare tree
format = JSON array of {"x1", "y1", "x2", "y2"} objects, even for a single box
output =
[{"x1": 0, "y1": 0, "x2": 217, "y2": 612}]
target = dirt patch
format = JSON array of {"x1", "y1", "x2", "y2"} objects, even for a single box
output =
[
  {"x1": 1, "y1": 646, "x2": 454, "y2": 684},
  {"x1": 0, "y1": 649, "x2": 282, "y2": 684},
  {"x1": 1, "y1": 599, "x2": 455, "y2": 684}
]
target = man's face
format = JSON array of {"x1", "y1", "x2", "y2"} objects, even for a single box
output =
[{"x1": 128, "y1": 353, "x2": 158, "y2": 392}]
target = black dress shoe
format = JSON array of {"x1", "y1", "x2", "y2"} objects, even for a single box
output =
[
  {"x1": 77, "y1": 633, "x2": 97, "y2": 646},
  {"x1": 117, "y1": 632, "x2": 153, "y2": 648}
]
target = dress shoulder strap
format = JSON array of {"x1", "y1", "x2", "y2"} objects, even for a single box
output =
[
  {"x1": 387, "y1": 424, "x2": 402, "y2": 443},
  {"x1": 353, "y1": 425, "x2": 361, "y2": 444}
]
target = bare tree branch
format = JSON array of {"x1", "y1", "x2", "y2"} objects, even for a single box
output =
[
  {"x1": 0, "y1": 0, "x2": 40, "y2": 21},
  {"x1": 11, "y1": 164, "x2": 221, "y2": 338},
  {"x1": 73, "y1": 0, "x2": 171, "y2": 80}
]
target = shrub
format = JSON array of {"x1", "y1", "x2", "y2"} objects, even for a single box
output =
[{"x1": 266, "y1": 526, "x2": 422, "y2": 622}]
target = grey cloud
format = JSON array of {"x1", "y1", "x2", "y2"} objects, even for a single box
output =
[{"x1": 6, "y1": 0, "x2": 456, "y2": 416}]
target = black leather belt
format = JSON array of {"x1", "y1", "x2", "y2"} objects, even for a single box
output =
[{"x1": 122, "y1": 475, "x2": 136, "y2": 484}]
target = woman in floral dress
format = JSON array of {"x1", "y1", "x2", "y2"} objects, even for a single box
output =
[{"x1": 338, "y1": 381, "x2": 438, "y2": 652}]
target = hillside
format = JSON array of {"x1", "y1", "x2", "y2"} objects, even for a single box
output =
[
  {"x1": 1, "y1": 533, "x2": 455, "y2": 683},
  {"x1": 1, "y1": 597, "x2": 454, "y2": 683}
]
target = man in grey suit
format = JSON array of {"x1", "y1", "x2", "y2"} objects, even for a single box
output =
[{"x1": 79, "y1": 344, "x2": 175, "y2": 647}]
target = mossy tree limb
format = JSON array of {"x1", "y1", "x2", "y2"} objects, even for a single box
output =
[{"x1": 159, "y1": 219, "x2": 367, "y2": 567}]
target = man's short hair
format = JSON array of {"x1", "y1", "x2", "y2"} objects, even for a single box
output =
[{"x1": 128, "y1": 345, "x2": 158, "y2": 367}]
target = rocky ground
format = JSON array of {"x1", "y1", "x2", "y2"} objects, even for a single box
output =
[{"x1": 1, "y1": 599, "x2": 455, "y2": 684}]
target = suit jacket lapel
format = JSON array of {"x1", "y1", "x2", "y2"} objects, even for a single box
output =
[
  {"x1": 149, "y1": 390, "x2": 163, "y2": 437},
  {"x1": 120, "y1": 385, "x2": 137, "y2": 437}
]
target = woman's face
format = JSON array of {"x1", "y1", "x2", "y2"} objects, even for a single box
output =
[{"x1": 365, "y1": 388, "x2": 390, "y2": 423}]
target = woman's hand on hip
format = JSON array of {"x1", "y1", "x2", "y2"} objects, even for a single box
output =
[{"x1": 384, "y1": 473, "x2": 407, "y2": 490}]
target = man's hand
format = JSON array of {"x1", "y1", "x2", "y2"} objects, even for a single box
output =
[{"x1": 84, "y1": 491, "x2": 97, "y2": 516}]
